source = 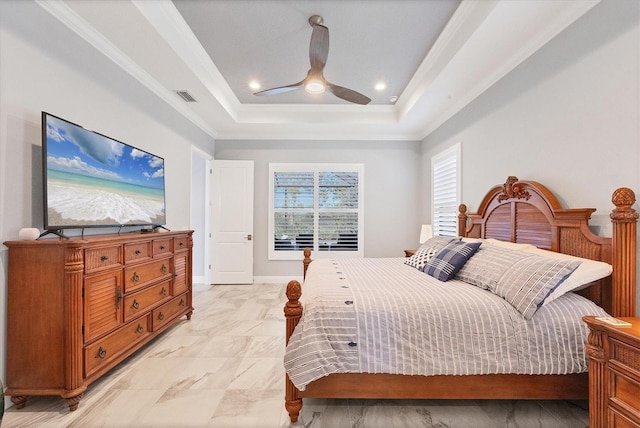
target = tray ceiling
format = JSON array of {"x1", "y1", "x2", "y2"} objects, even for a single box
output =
[{"x1": 36, "y1": 0, "x2": 600, "y2": 141}]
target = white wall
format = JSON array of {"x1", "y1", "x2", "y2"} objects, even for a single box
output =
[
  {"x1": 0, "y1": 1, "x2": 215, "y2": 409},
  {"x1": 215, "y1": 140, "x2": 422, "y2": 278},
  {"x1": 421, "y1": 0, "x2": 640, "y2": 314}
]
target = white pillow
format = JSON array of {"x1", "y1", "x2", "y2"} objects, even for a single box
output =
[
  {"x1": 483, "y1": 238, "x2": 536, "y2": 251},
  {"x1": 522, "y1": 247, "x2": 613, "y2": 305}
]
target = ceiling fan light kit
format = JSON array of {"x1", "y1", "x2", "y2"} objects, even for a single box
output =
[
  {"x1": 253, "y1": 15, "x2": 371, "y2": 105},
  {"x1": 304, "y1": 69, "x2": 326, "y2": 94},
  {"x1": 305, "y1": 80, "x2": 325, "y2": 94}
]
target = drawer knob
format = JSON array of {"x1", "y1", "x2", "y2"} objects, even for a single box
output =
[
  {"x1": 179, "y1": 242, "x2": 184, "y2": 247},
  {"x1": 96, "y1": 347, "x2": 107, "y2": 359},
  {"x1": 160, "y1": 245, "x2": 165, "y2": 250},
  {"x1": 100, "y1": 255, "x2": 109, "y2": 262},
  {"x1": 132, "y1": 300, "x2": 140, "y2": 309},
  {"x1": 135, "y1": 250, "x2": 141, "y2": 255},
  {"x1": 161, "y1": 287, "x2": 167, "y2": 296},
  {"x1": 132, "y1": 272, "x2": 140, "y2": 282},
  {"x1": 161, "y1": 264, "x2": 167, "y2": 274},
  {"x1": 158, "y1": 312, "x2": 165, "y2": 321},
  {"x1": 136, "y1": 324, "x2": 144, "y2": 334},
  {"x1": 179, "y1": 299, "x2": 185, "y2": 307}
]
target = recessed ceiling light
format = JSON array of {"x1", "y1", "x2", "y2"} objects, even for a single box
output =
[
  {"x1": 374, "y1": 82, "x2": 387, "y2": 91},
  {"x1": 249, "y1": 81, "x2": 261, "y2": 90}
]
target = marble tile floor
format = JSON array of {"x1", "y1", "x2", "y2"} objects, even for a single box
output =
[{"x1": 1, "y1": 282, "x2": 590, "y2": 428}]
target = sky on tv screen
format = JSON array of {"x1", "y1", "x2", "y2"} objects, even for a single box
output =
[{"x1": 45, "y1": 114, "x2": 166, "y2": 227}]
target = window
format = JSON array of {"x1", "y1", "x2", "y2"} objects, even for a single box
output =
[
  {"x1": 269, "y1": 163, "x2": 364, "y2": 260},
  {"x1": 431, "y1": 143, "x2": 460, "y2": 237}
]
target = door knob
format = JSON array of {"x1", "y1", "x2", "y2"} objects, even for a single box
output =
[{"x1": 246, "y1": 234, "x2": 252, "y2": 241}]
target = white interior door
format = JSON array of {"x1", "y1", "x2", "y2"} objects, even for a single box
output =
[{"x1": 210, "y1": 160, "x2": 254, "y2": 284}]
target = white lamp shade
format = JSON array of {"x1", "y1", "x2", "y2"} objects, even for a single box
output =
[{"x1": 419, "y1": 224, "x2": 433, "y2": 244}]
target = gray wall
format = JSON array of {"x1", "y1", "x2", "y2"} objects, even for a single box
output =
[
  {"x1": 0, "y1": 1, "x2": 215, "y2": 409},
  {"x1": 421, "y1": 0, "x2": 640, "y2": 314},
  {"x1": 215, "y1": 140, "x2": 422, "y2": 278}
]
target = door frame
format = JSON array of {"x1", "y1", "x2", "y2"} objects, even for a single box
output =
[{"x1": 190, "y1": 146, "x2": 212, "y2": 284}]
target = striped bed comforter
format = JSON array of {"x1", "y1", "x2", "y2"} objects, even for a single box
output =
[{"x1": 284, "y1": 257, "x2": 608, "y2": 391}]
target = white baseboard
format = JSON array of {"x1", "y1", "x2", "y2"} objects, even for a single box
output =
[
  {"x1": 193, "y1": 275, "x2": 208, "y2": 284},
  {"x1": 192, "y1": 275, "x2": 303, "y2": 285},
  {"x1": 253, "y1": 275, "x2": 303, "y2": 284}
]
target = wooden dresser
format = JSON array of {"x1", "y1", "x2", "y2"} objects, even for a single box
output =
[
  {"x1": 3, "y1": 230, "x2": 193, "y2": 411},
  {"x1": 584, "y1": 316, "x2": 640, "y2": 428}
]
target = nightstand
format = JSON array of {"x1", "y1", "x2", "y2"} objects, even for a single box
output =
[
  {"x1": 404, "y1": 249, "x2": 416, "y2": 257},
  {"x1": 583, "y1": 316, "x2": 640, "y2": 428}
]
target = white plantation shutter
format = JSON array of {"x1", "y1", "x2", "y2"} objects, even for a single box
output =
[
  {"x1": 431, "y1": 143, "x2": 461, "y2": 237},
  {"x1": 269, "y1": 164, "x2": 364, "y2": 260},
  {"x1": 273, "y1": 171, "x2": 314, "y2": 251}
]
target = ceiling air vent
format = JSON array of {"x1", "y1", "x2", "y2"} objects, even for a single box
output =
[{"x1": 174, "y1": 90, "x2": 197, "y2": 102}]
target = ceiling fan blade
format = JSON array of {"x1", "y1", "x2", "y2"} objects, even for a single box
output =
[
  {"x1": 327, "y1": 83, "x2": 371, "y2": 105},
  {"x1": 253, "y1": 81, "x2": 304, "y2": 96},
  {"x1": 309, "y1": 24, "x2": 329, "y2": 71}
]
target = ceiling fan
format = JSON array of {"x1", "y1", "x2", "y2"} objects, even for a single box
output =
[{"x1": 253, "y1": 15, "x2": 371, "y2": 105}]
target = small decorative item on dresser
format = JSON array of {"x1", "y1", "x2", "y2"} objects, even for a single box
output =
[
  {"x1": 18, "y1": 227, "x2": 40, "y2": 240},
  {"x1": 583, "y1": 316, "x2": 640, "y2": 428}
]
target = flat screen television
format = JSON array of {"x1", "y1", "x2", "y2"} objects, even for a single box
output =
[{"x1": 42, "y1": 112, "x2": 166, "y2": 234}]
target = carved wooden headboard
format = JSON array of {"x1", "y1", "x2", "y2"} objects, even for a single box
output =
[{"x1": 457, "y1": 176, "x2": 638, "y2": 317}]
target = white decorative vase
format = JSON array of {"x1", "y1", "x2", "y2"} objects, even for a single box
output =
[{"x1": 18, "y1": 228, "x2": 40, "y2": 240}]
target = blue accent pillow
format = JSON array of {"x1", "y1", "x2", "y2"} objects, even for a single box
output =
[{"x1": 423, "y1": 241, "x2": 481, "y2": 281}]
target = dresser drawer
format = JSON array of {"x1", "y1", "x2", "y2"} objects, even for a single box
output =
[
  {"x1": 85, "y1": 245, "x2": 122, "y2": 273},
  {"x1": 174, "y1": 236, "x2": 189, "y2": 252},
  {"x1": 608, "y1": 407, "x2": 640, "y2": 428},
  {"x1": 611, "y1": 338, "x2": 640, "y2": 375},
  {"x1": 124, "y1": 258, "x2": 172, "y2": 292},
  {"x1": 153, "y1": 239, "x2": 172, "y2": 257},
  {"x1": 124, "y1": 241, "x2": 151, "y2": 263},
  {"x1": 609, "y1": 367, "x2": 640, "y2": 419},
  {"x1": 152, "y1": 295, "x2": 188, "y2": 331},
  {"x1": 84, "y1": 315, "x2": 150, "y2": 377},
  {"x1": 124, "y1": 280, "x2": 171, "y2": 322}
]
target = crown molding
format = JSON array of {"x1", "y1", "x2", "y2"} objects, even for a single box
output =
[{"x1": 35, "y1": 0, "x2": 219, "y2": 139}]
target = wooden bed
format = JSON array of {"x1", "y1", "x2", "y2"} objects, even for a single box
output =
[{"x1": 283, "y1": 176, "x2": 638, "y2": 423}]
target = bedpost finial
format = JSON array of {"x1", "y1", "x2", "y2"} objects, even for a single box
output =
[
  {"x1": 610, "y1": 187, "x2": 639, "y2": 222},
  {"x1": 286, "y1": 280, "x2": 302, "y2": 302},
  {"x1": 612, "y1": 187, "x2": 636, "y2": 208},
  {"x1": 459, "y1": 204, "x2": 467, "y2": 214}
]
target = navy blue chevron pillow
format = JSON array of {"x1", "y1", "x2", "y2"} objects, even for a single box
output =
[{"x1": 423, "y1": 241, "x2": 481, "y2": 281}]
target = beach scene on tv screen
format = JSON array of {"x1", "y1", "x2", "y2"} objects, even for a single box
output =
[{"x1": 45, "y1": 115, "x2": 166, "y2": 227}]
